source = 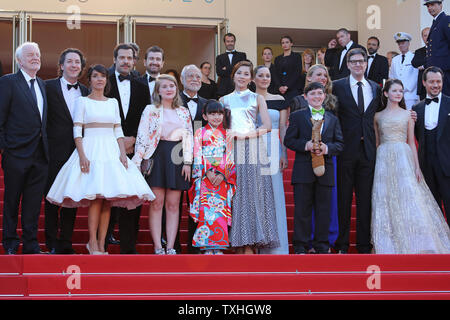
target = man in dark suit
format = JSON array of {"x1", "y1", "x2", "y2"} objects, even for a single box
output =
[
  {"x1": 137, "y1": 45, "x2": 165, "y2": 104},
  {"x1": 413, "y1": 66, "x2": 450, "y2": 227},
  {"x1": 284, "y1": 82, "x2": 344, "y2": 254},
  {"x1": 0, "y1": 42, "x2": 49, "y2": 254},
  {"x1": 44, "y1": 48, "x2": 89, "y2": 254},
  {"x1": 216, "y1": 33, "x2": 247, "y2": 98},
  {"x1": 412, "y1": 27, "x2": 431, "y2": 100},
  {"x1": 325, "y1": 28, "x2": 367, "y2": 80},
  {"x1": 106, "y1": 43, "x2": 150, "y2": 254},
  {"x1": 332, "y1": 48, "x2": 381, "y2": 254},
  {"x1": 424, "y1": 0, "x2": 450, "y2": 96},
  {"x1": 365, "y1": 36, "x2": 389, "y2": 86},
  {"x1": 178, "y1": 64, "x2": 208, "y2": 254}
]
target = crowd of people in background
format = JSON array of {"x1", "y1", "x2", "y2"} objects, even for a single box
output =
[{"x1": 0, "y1": 0, "x2": 449, "y2": 255}]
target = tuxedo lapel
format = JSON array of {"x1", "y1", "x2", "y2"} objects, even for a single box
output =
[
  {"x1": 365, "y1": 81, "x2": 379, "y2": 114},
  {"x1": 55, "y1": 79, "x2": 73, "y2": 122},
  {"x1": 110, "y1": 75, "x2": 125, "y2": 121},
  {"x1": 15, "y1": 71, "x2": 41, "y2": 121},
  {"x1": 37, "y1": 78, "x2": 47, "y2": 125},
  {"x1": 343, "y1": 77, "x2": 359, "y2": 111},
  {"x1": 321, "y1": 111, "x2": 331, "y2": 136},
  {"x1": 437, "y1": 96, "x2": 449, "y2": 140}
]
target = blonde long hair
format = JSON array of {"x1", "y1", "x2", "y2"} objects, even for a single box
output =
[
  {"x1": 152, "y1": 74, "x2": 184, "y2": 108},
  {"x1": 304, "y1": 64, "x2": 337, "y2": 111}
]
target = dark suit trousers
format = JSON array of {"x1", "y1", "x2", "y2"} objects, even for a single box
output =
[
  {"x1": 423, "y1": 155, "x2": 450, "y2": 227},
  {"x1": 108, "y1": 206, "x2": 142, "y2": 254},
  {"x1": 44, "y1": 200, "x2": 77, "y2": 253},
  {"x1": 293, "y1": 183, "x2": 332, "y2": 253},
  {"x1": 1, "y1": 142, "x2": 48, "y2": 253},
  {"x1": 336, "y1": 141, "x2": 374, "y2": 253}
]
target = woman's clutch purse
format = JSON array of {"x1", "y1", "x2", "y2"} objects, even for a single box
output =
[{"x1": 140, "y1": 158, "x2": 154, "y2": 178}]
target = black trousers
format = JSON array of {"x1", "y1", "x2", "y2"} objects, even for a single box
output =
[
  {"x1": 1, "y1": 143, "x2": 48, "y2": 253},
  {"x1": 293, "y1": 183, "x2": 332, "y2": 253},
  {"x1": 44, "y1": 200, "x2": 77, "y2": 253},
  {"x1": 423, "y1": 155, "x2": 450, "y2": 227},
  {"x1": 106, "y1": 206, "x2": 142, "y2": 254},
  {"x1": 335, "y1": 141, "x2": 375, "y2": 253}
]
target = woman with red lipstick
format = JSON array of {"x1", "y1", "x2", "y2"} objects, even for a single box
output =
[
  {"x1": 220, "y1": 61, "x2": 279, "y2": 254},
  {"x1": 133, "y1": 74, "x2": 194, "y2": 255}
]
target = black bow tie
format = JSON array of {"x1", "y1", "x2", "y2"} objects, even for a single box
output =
[
  {"x1": 148, "y1": 75, "x2": 156, "y2": 83},
  {"x1": 425, "y1": 97, "x2": 439, "y2": 105},
  {"x1": 67, "y1": 83, "x2": 79, "y2": 90},
  {"x1": 368, "y1": 55, "x2": 375, "y2": 59},
  {"x1": 227, "y1": 51, "x2": 237, "y2": 55},
  {"x1": 118, "y1": 74, "x2": 131, "y2": 82},
  {"x1": 185, "y1": 96, "x2": 199, "y2": 103}
]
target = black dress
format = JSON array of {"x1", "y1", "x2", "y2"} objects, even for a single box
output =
[
  {"x1": 198, "y1": 79, "x2": 218, "y2": 100},
  {"x1": 274, "y1": 52, "x2": 304, "y2": 102}
]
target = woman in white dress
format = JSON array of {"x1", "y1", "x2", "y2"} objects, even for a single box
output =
[
  {"x1": 371, "y1": 79, "x2": 450, "y2": 254},
  {"x1": 47, "y1": 65, "x2": 155, "y2": 255}
]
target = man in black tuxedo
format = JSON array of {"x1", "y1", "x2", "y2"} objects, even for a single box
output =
[
  {"x1": 137, "y1": 45, "x2": 165, "y2": 103},
  {"x1": 216, "y1": 33, "x2": 247, "y2": 98},
  {"x1": 44, "y1": 48, "x2": 89, "y2": 254},
  {"x1": 412, "y1": 27, "x2": 431, "y2": 100},
  {"x1": 413, "y1": 66, "x2": 450, "y2": 226},
  {"x1": 178, "y1": 64, "x2": 208, "y2": 254},
  {"x1": 325, "y1": 28, "x2": 366, "y2": 81},
  {"x1": 0, "y1": 42, "x2": 49, "y2": 254},
  {"x1": 365, "y1": 36, "x2": 389, "y2": 86},
  {"x1": 284, "y1": 82, "x2": 344, "y2": 254},
  {"x1": 332, "y1": 48, "x2": 381, "y2": 254},
  {"x1": 106, "y1": 43, "x2": 150, "y2": 254}
]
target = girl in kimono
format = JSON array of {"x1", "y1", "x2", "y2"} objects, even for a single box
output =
[{"x1": 189, "y1": 100, "x2": 236, "y2": 255}]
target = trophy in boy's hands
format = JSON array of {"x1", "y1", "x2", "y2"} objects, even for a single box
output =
[{"x1": 311, "y1": 119, "x2": 325, "y2": 177}]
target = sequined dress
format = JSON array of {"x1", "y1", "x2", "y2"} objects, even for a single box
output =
[
  {"x1": 222, "y1": 90, "x2": 279, "y2": 249},
  {"x1": 371, "y1": 109, "x2": 450, "y2": 254}
]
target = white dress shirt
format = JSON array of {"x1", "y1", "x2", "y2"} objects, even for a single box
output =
[
  {"x1": 367, "y1": 52, "x2": 377, "y2": 74},
  {"x1": 146, "y1": 71, "x2": 159, "y2": 99},
  {"x1": 339, "y1": 40, "x2": 353, "y2": 69},
  {"x1": 226, "y1": 50, "x2": 236, "y2": 64},
  {"x1": 424, "y1": 93, "x2": 442, "y2": 130},
  {"x1": 183, "y1": 90, "x2": 198, "y2": 120},
  {"x1": 60, "y1": 77, "x2": 82, "y2": 119},
  {"x1": 115, "y1": 70, "x2": 131, "y2": 118},
  {"x1": 389, "y1": 51, "x2": 418, "y2": 105},
  {"x1": 21, "y1": 69, "x2": 44, "y2": 120},
  {"x1": 349, "y1": 75, "x2": 373, "y2": 112}
]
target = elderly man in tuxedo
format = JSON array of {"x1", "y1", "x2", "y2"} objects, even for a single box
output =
[
  {"x1": 413, "y1": 66, "x2": 450, "y2": 227},
  {"x1": 44, "y1": 48, "x2": 89, "y2": 254},
  {"x1": 0, "y1": 42, "x2": 49, "y2": 254},
  {"x1": 216, "y1": 33, "x2": 247, "y2": 98}
]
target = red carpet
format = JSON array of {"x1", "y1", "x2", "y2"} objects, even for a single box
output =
[{"x1": 1, "y1": 151, "x2": 449, "y2": 299}]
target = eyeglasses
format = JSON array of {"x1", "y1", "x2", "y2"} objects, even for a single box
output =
[{"x1": 348, "y1": 60, "x2": 366, "y2": 66}]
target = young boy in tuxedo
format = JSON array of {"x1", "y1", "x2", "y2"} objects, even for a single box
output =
[{"x1": 284, "y1": 82, "x2": 344, "y2": 254}]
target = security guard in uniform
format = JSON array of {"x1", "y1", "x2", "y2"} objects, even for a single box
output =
[
  {"x1": 424, "y1": 0, "x2": 450, "y2": 96},
  {"x1": 389, "y1": 32, "x2": 419, "y2": 110}
]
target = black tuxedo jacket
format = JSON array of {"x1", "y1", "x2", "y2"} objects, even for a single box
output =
[
  {"x1": 45, "y1": 78, "x2": 89, "y2": 184},
  {"x1": 180, "y1": 91, "x2": 208, "y2": 130},
  {"x1": 325, "y1": 43, "x2": 367, "y2": 80},
  {"x1": 411, "y1": 46, "x2": 426, "y2": 97},
  {"x1": 366, "y1": 54, "x2": 389, "y2": 86},
  {"x1": 0, "y1": 70, "x2": 49, "y2": 160},
  {"x1": 332, "y1": 76, "x2": 381, "y2": 162},
  {"x1": 413, "y1": 94, "x2": 450, "y2": 177},
  {"x1": 284, "y1": 108, "x2": 344, "y2": 186},
  {"x1": 216, "y1": 51, "x2": 247, "y2": 97},
  {"x1": 137, "y1": 73, "x2": 156, "y2": 104},
  {"x1": 107, "y1": 73, "x2": 150, "y2": 138}
]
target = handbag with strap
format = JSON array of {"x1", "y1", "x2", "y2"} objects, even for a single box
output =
[{"x1": 140, "y1": 158, "x2": 154, "y2": 178}]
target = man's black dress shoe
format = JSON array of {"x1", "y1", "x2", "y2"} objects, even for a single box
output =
[
  {"x1": 6, "y1": 248, "x2": 17, "y2": 255},
  {"x1": 107, "y1": 235, "x2": 120, "y2": 245}
]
